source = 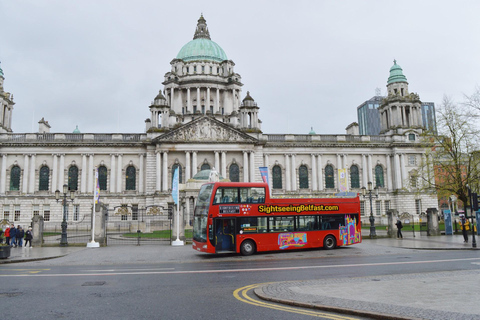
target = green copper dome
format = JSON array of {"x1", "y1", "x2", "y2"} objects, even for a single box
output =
[
  {"x1": 176, "y1": 15, "x2": 227, "y2": 63},
  {"x1": 177, "y1": 38, "x2": 227, "y2": 62},
  {"x1": 387, "y1": 60, "x2": 407, "y2": 84},
  {"x1": 73, "y1": 125, "x2": 81, "y2": 134}
]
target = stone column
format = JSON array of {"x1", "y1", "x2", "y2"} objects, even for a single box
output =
[
  {"x1": 185, "y1": 151, "x2": 191, "y2": 181},
  {"x1": 58, "y1": 154, "x2": 65, "y2": 189},
  {"x1": 362, "y1": 154, "x2": 367, "y2": 188},
  {"x1": 336, "y1": 154, "x2": 341, "y2": 189},
  {"x1": 139, "y1": 154, "x2": 144, "y2": 193},
  {"x1": 221, "y1": 152, "x2": 227, "y2": 178},
  {"x1": 187, "y1": 88, "x2": 191, "y2": 112},
  {"x1": 81, "y1": 154, "x2": 87, "y2": 193},
  {"x1": 317, "y1": 155, "x2": 323, "y2": 191},
  {"x1": 250, "y1": 151, "x2": 255, "y2": 183},
  {"x1": 394, "y1": 153, "x2": 401, "y2": 189},
  {"x1": 117, "y1": 154, "x2": 122, "y2": 192},
  {"x1": 51, "y1": 155, "x2": 58, "y2": 193},
  {"x1": 285, "y1": 154, "x2": 291, "y2": 191},
  {"x1": 291, "y1": 154, "x2": 296, "y2": 191},
  {"x1": 192, "y1": 152, "x2": 197, "y2": 176},
  {"x1": 400, "y1": 154, "x2": 407, "y2": 188},
  {"x1": 216, "y1": 88, "x2": 220, "y2": 114},
  {"x1": 162, "y1": 151, "x2": 168, "y2": 191},
  {"x1": 156, "y1": 152, "x2": 161, "y2": 191},
  {"x1": 386, "y1": 155, "x2": 393, "y2": 191},
  {"x1": 311, "y1": 154, "x2": 317, "y2": 191},
  {"x1": 22, "y1": 154, "x2": 29, "y2": 193},
  {"x1": 367, "y1": 154, "x2": 373, "y2": 184},
  {"x1": 170, "y1": 87, "x2": 174, "y2": 107},
  {"x1": 0, "y1": 154, "x2": 7, "y2": 193},
  {"x1": 110, "y1": 154, "x2": 116, "y2": 193},
  {"x1": 206, "y1": 87, "x2": 210, "y2": 113},
  {"x1": 29, "y1": 155, "x2": 35, "y2": 194},
  {"x1": 214, "y1": 151, "x2": 220, "y2": 172},
  {"x1": 196, "y1": 87, "x2": 200, "y2": 112},
  {"x1": 243, "y1": 151, "x2": 249, "y2": 182},
  {"x1": 88, "y1": 155, "x2": 94, "y2": 193}
]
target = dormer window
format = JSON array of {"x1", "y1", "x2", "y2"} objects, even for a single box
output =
[{"x1": 408, "y1": 133, "x2": 415, "y2": 141}]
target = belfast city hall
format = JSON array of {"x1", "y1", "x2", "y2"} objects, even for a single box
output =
[{"x1": 0, "y1": 15, "x2": 438, "y2": 241}]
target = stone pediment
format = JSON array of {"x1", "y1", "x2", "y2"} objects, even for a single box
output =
[{"x1": 154, "y1": 116, "x2": 258, "y2": 143}]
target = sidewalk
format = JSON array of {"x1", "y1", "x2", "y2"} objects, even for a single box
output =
[{"x1": 1, "y1": 234, "x2": 479, "y2": 319}]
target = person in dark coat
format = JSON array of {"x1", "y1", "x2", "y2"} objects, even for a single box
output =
[
  {"x1": 16, "y1": 225, "x2": 24, "y2": 248},
  {"x1": 24, "y1": 227, "x2": 33, "y2": 248},
  {"x1": 395, "y1": 219, "x2": 403, "y2": 238},
  {"x1": 460, "y1": 214, "x2": 469, "y2": 243},
  {"x1": 9, "y1": 224, "x2": 17, "y2": 247}
]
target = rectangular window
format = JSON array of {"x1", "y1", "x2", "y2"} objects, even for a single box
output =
[
  {"x1": 318, "y1": 215, "x2": 344, "y2": 230},
  {"x1": 210, "y1": 66, "x2": 212, "y2": 73},
  {"x1": 3, "y1": 205, "x2": 10, "y2": 220},
  {"x1": 33, "y1": 205, "x2": 39, "y2": 216},
  {"x1": 201, "y1": 66, "x2": 205, "y2": 73},
  {"x1": 239, "y1": 217, "x2": 267, "y2": 233},
  {"x1": 375, "y1": 201, "x2": 381, "y2": 216},
  {"x1": 408, "y1": 155, "x2": 416, "y2": 165},
  {"x1": 384, "y1": 200, "x2": 390, "y2": 215},
  {"x1": 296, "y1": 216, "x2": 317, "y2": 231},
  {"x1": 213, "y1": 187, "x2": 239, "y2": 204},
  {"x1": 360, "y1": 201, "x2": 365, "y2": 216},
  {"x1": 239, "y1": 187, "x2": 265, "y2": 203},
  {"x1": 194, "y1": 66, "x2": 197, "y2": 72},
  {"x1": 415, "y1": 199, "x2": 422, "y2": 215},
  {"x1": 121, "y1": 215, "x2": 128, "y2": 221},
  {"x1": 268, "y1": 216, "x2": 294, "y2": 232},
  {"x1": 132, "y1": 205, "x2": 138, "y2": 221},
  {"x1": 217, "y1": 67, "x2": 219, "y2": 74},
  {"x1": 74, "y1": 205, "x2": 80, "y2": 221},
  {"x1": 14, "y1": 205, "x2": 20, "y2": 221},
  {"x1": 186, "y1": 67, "x2": 189, "y2": 73},
  {"x1": 44, "y1": 205, "x2": 50, "y2": 221}
]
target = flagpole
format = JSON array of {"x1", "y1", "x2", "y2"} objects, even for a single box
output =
[
  {"x1": 172, "y1": 167, "x2": 184, "y2": 246},
  {"x1": 87, "y1": 167, "x2": 100, "y2": 248}
]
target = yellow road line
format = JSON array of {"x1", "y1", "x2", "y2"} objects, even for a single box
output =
[{"x1": 233, "y1": 283, "x2": 360, "y2": 319}]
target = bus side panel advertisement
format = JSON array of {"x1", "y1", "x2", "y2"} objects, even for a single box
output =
[
  {"x1": 278, "y1": 233, "x2": 307, "y2": 249},
  {"x1": 340, "y1": 215, "x2": 361, "y2": 245}
]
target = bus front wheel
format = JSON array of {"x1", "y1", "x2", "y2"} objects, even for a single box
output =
[
  {"x1": 240, "y1": 240, "x2": 256, "y2": 256},
  {"x1": 323, "y1": 235, "x2": 336, "y2": 250}
]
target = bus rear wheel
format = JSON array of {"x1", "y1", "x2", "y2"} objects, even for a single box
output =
[
  {"x1": 240, "y1": 240, "x2": 256, "y2": 256},
  {"x1": 323, "y1": 235, "x2": 336, "y2": 250}
]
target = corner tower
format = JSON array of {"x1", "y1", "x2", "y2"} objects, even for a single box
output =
[
  {"x1": 378, "y1": 60, "x2": 423, "y2": 138},
  {"x1": 149, "y1": 15, "x2": 248, "y2": 131},
  {"x1": 0, "y1": 62, "x2": 14, "y2": 133}
]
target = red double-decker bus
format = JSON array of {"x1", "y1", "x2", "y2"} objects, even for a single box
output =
[{"x1": 192, "y1": 182, "x2": 361, "y2": 255}]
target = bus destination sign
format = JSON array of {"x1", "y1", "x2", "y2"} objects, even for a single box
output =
[{"x1": 219, "y1": 205, "x2": 240, "y2": 214}]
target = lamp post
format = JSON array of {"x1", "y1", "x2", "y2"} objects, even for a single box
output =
[
  {"x1": 55, "y1": 184, "x2": 75, "y2": 246},
  {"x1": 362, "y1": 181, "x2": 378, "y2": 238},
  {"x1": 466, "y1": 185, "x2": 477, "y2": 248}
]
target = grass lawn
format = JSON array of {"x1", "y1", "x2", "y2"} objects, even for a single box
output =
[{"x1": 123, "y1": 229, "x2": 193, "y2": 238}]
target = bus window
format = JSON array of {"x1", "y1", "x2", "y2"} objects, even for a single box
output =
[
  {"x1": 213, "y1": 187, "x2": 238, "y2": 204},
  {"x1": 239, "y1": 217, "x2": 268, "y2": 233},
  {"x1": 239, "y1": 187, "x2": 266, "y2": 203},
  {"x1": 320, "y1": 215, "x2": 344, "y2": 230},
  {"x1": 297, "y1": 216, "x2": 316, "y2": 231},
  {"x1": 268, "y1": 216, "x2": 294, "y2": 232}
]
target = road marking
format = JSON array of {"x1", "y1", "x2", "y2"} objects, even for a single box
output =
[
  {"x1": 82, "y1": 268, "x2": 175, "y2": 272},
  {"x1": 0, "y1": 257, "x2": 479, "y2": 277},
  {"x1": 234, "y1": 284, "x2": 360, "y2": 319},
  {"x1": 0, "y1": 269, "x2": 50, "y2": 274}
]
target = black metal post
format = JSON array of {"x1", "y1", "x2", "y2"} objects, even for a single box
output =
[
  {"x1": 467, "y1": 186, "x2": 477, "y2": 248},
  {"x1": 56, "y1": 184, "x2": 74, "y2": 247},
  {"x1": 362, "y1": 182, "x2": 378, "y2": 239}
]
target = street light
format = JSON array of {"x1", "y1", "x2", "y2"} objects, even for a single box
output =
[
  {"x1": 362, "y1": 181, "x2": 378, "y2": 238},
  {"x1": 55, "y1": 184, "x2": 75, "y2": 246},
  {"x1": 466, "y1": 185, "x2": 477, "y2": 248}
]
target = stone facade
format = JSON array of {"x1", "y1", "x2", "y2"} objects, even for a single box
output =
[{"x1": 0, "y1": 16, "x2": 437, "y2": 235}]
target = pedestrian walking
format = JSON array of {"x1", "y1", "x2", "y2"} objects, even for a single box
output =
[
  {"x1": 395, "y1": 219, "x2": 403, "y2": 238},
  {"x1": 3, "y1": 225, "x2": 10, "y2": 245},
  {"x1": 460, "y1": 214, "x2": 469, "y2": 243},
  {"x1": 9, "y1": 224, "x2": 17, "y2": 247},
  {"x1": 24, "y1": 227, "x2": 33, "y2": 248},
  {"x1": 16, "y1": 225, "x2": 24, "y2": 248}
]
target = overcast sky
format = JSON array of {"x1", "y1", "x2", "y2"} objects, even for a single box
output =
[{"x1": 1, "y1": 0, "x2": 479, "y2": 135}]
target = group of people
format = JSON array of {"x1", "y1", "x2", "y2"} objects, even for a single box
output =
[{"x1": 1, "y1": 224, "x2": 33, "y2": 247}]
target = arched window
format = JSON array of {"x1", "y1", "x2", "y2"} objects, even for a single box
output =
[
  {"x1": 39, "y1": 166, "x2": 50, "y2": 191},
  {"x1": 126, "y1": 165, "x2": 136, "y2": 190},
  {"x1": 68, "y1": 166, "x2": 78, "y2": 191},
  {"x1": 299, "y1": 165, "x2": 309, "y2": 189},
  {"x1": 10, "y1": 166, "x2": 21, "y2": 191},
  {"x1": 325, "y1": 165, "x2": 335, "y2": 189},
  {"x1": 350, "y1": 165, "x2": 360, "y2": 189},
  {"x1": 172, "y1": 163, "x2": 182, "y2": 184},
  {"x1": 272, "y1": 165, "x2": 282, "y2": 189},
  {"x1": 201, "y1": 163, "x2": 210, "y2": 171},
  {"x1": 98, "y1": 166, "x2": 107, "y2": 191},
  {"x1": 229, "y1": 163, "x2": 239, "y2": 182},
  {"x1": 375, "y1": 165, "x2": 384, "y2": 188}
]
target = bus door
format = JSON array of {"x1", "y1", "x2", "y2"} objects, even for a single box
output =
[{"x1": 214, "y1": 218, "x2": 236, "y2": 252}]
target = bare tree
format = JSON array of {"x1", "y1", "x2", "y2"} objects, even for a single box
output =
[{"x1": 420, "y1": 95, "x2": 480, "y2": 207}]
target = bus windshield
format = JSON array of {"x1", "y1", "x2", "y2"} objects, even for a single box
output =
[{"x1": 193, "y1": 184, "x2": 214, "y2": 243}]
